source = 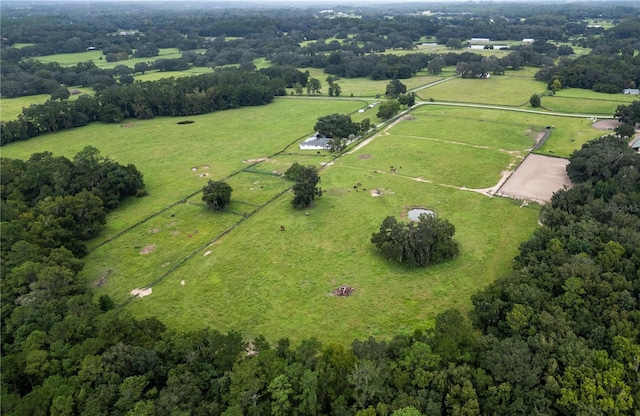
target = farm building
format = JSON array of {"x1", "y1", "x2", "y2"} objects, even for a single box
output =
[
  {"x1": 623, "y1": 88, "x2": 640, "y2": 95},
  {"x1": 522, "y1": 38, "x2": 535, "y2": 43},
  {"x1": 470, "y1": 37, "x2": 491, "y2": 43},
  {"x1": 631, "y1": 137, "x2": 640, "y2": 152},
  {"x1": 300, "y1": 133, "x2": 330, "y2": 150}
]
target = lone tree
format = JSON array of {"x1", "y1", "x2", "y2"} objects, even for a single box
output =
[
  {"x1": 202, "y1": 180, "x2": 233, "y2": 211},
  {"x1": 371, "y1": 214, "x2": 459, "y2": 267},
  {"x1": 290, "y1": 165, "x2": 322, "y2": 209},
  {"x1": 529, "y1": 93, "x2": 541, "y2": 108}
]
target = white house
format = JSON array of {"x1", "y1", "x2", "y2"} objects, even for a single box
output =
[
  {"x1": 522, "y1": 38, "x2": 535, "y2": 43},
  {"x1": 300, "y1": 133, "x2": 330, "y2": 150},
  {"x1": 471, "y1": 37, "x2": 491, "y2": 43},
  {"x1": 623, "y1": 88, "x2": 640, "y2": 95}
]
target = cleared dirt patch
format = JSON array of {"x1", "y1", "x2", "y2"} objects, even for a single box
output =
[
  {"x1": 140, "y1": 244, "x2": 156, "y2": 254},
  {"x1": 243, "y1": 157, "x2": 269, "y2": 164},
  {"x1": 120, "y1": 122, "x2": 137, "y2": 128},
  {"x1": 498, "y1": 154, "x2": 571, "y2": 202},
  {"x1": 130, "y1": 287, "x2": 152, "y2": 298},
  {"x1": 358, "y1": 154, "x2": 372, "y2": 159},
  {"x1": 331, "y1": 285, "x2": 355, "y2": 297},
  {"x1": 592, "y1": 119, "x2": 621, "y2": 130}
]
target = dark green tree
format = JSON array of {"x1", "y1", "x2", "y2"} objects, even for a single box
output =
[
  {"x1": 385, "y1": 79, "x2": 406, "y2": 99},
  {"x1": 529, "y1": 93, "x2": 541, "y2": 108},
  {"x1": 614, "y1": 123, "x2": 636, "y2": 138},
  {"x1": 202, "y1": 180, "x2": 233, "y2": 211},
  {"x1": 371, "y1": 214, "x2": 458, "y2": 267},
  {"x1": 291, "y1": 166, "x2": 322, "y2": 209},
  {"x1": 376, "y1": 100, "x2": 402, "y2": 120}
]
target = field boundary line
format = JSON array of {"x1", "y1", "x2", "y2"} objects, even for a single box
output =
[{"x1": 120, "y1": 186, "x2": 292, "y2": 307}]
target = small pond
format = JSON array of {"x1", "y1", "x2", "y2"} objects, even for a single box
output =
[{"x1": 408, "y1": 208, "x2": 435, "y2": 221}]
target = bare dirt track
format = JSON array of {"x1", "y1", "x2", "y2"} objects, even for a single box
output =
[{"x1": 498, "y1": 154, "x2": 572, "y2": 202}]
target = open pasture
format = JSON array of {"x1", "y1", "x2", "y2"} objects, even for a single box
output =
[
  {"x1": 1, "y1": 88, "x2": 94, "y2": 121},
  {"x1": 300, "y1": 68, "x2": 444, "y2": 97},
  {"x1": 1, "y1": 98, "x2": 362, "y2": 240},
  {"x1": 417, "y1": 73, "x2": 548, "y2": 106},
  {"x1": 122, "y1": 163, "x2": 540, "y2": 343},
  {"x1": 32, "y1": 48, "x2": 202, "y2": 69},
  {"x1": 133, "y1": 67, "x2": 213, "y2": 82},
  {"x1": 391, "y1": 105, "x2": 540, "y2": 151},
  {"x1": 533, "y1": 117, "x2": 605, "y2": 158},
  {"x1": 541, "y1": 92, "x2": 636, "y2": 115},
  {"x1": 339, "y1": 131, "x2": 516, "y2": 189}
]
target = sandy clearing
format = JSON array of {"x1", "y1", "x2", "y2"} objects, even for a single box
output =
[
  {"x1": 130, "y1": 287, "x2": 152, "y2": 297},
  {"x1": 498, "y1": 154, "x2": 571, "y2": 202}
]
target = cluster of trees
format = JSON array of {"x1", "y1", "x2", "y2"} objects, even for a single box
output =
[
  {"x1": 1, "y1": 146, "x2": 145, "y2": 258},
  {"x1": 535, "y1": 53, "x2": 640, "y2": 93},
  {"x1": 0, "y1": 68, "x2": 284, "y2": 146},
  {"x1": 614, "y1": 100, "x2": 640, "y2": 138},
  {"x1": 314, "y1": 114, "x2": 369, "y2": 153},
  {"x1": 371, "y1": 214, "x2": 459, "y2": 268},
  {"x1": 5, "y1": 4, "x2": 638, "y2": 101},
  {"x1": 284, "y1": 163, "x2": 323, "y2": 209},
  {"x1": 3, "y1": 134, "x2": 639, "y2": 415}
]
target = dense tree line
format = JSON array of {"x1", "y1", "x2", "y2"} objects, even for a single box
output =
[
  {"x1": 0, "y1": 68, "x2": 283, "y2": 146},
  {"x1": 3, "y1": 4, "x2": 639, "y2": 99},
  {"x1": 535, "y1": 53, "x2": 640, "y2": 93},
  {"x1": 2, "y1": 132, "x2": 639, "y2": 415}
]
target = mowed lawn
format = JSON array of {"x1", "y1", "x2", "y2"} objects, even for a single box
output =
[
  {"x1": 406, "y1": 104, "x2": 603, "y2": 159},
  {"x1": 541, "y1": 89, "x2": 637, "y2": 115},
  {"x1": 0, "y1": 98, "x2": 363, "y2": 241},
  {"x1": 417, "y1": 73, "x2": 548, "y2": 106},
  {"x1": 124, "y1": 163, "x2": 540, "y2": 343}
]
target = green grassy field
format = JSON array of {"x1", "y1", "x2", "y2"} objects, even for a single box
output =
[
  {"x1": 415, "y1": 73, "x2": 548, "y2": 106},
  {"x1": 32, "y1": 48, "x2": 205, "y2": 69},
  {"x1": 6, "y1": 65, "x2": 622, "y2": 343},
  {"x1": 1, "y1": 88, "x2": 95, "y2": 121},
  {"x1": 300, "y1": 68, "x2": 445, "y2": 97},
  {"x1": 2, "y1": 91, "x2": 543, "y2": 342},
  {"x1": 12, "y1": 43, "x2": 35, "y2": 49},
  {"x1": 121, "y1": 166, "x2": 540, "y2": 343},
  {"x1": 1, "y1": 99, "x2": 364, "y2": 240}
]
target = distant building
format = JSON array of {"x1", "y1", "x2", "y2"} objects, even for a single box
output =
[
  {"x1": 522, "y1": 38, "x2": 535, "y2": 43},
  {"x1": 300, "y1": 133, "x2": 330, "y2": 150},
  {"x1": 631, "y1": 137, "x2": 640, "y2": 152},
  {"x1": 470, "y1": 37, "x2": 491, "y2": 43},
  {"x1": 86, "y1": 46, "x2": 96, "y2": 51},
  {"x1": 623, "y1": 88, "x2": 640, "y2": 95}
]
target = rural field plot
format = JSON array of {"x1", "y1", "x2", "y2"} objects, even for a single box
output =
[
  {"x1": 417, "y1": 74, "x2": 548, "y2": 106},
  {"x1": 1, "y1": 98, "x2": 363, "y2": 238},
  {"x1": 340, "y1": 134, "x2": 516, "y2": 189},
  {"x1": 392, "y1": 106, "x2": 540, "y2": 150},
  {"x1": 541, "y1": 95, "x2": 633, "y2": 115},
  {"x1": 125, "y1": 168, "x2": 540, "y2": 343},
  {"x1": 32, "y1": 48, "x2": 202, "y2": 69},
  {"x1": 1, "y1": 88, "x2": 94, "y2": 121},
  {"x1": 80, "y1": 202, "x2": 242, "y2": 302},
  {"x1": 301, "y1": 68, "x2": 444, "y2": 97}
]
